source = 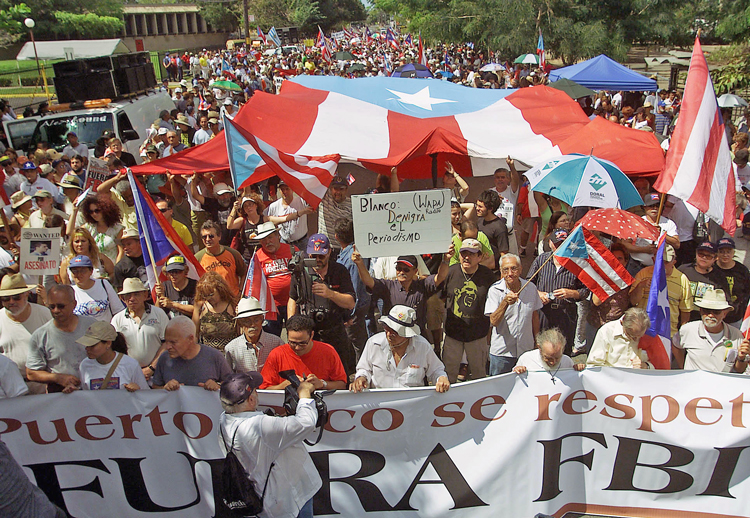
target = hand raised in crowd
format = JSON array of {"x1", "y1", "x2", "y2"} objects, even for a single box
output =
[
  {"x1": 506, "y1": 155, "x2": 514, "y2": 169},
  {"x1": 199, "y1": 379, "x2": 220, "y2": 391},
  {"x1": 445, "y1": 161, "x2": 457, "y2": 177},
  {"x1": 351, "y1": 245, "x2": 363, "y2": 265},
  {"x1": 444, "y1": 242, "x2": 455, "y2": 262},
  {"x1": 739, "y1": 339, "x2": 750, "y2": 362}
]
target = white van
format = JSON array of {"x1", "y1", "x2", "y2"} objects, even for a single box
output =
[{"x1": 3, "y1": 91, "x2": 176, "y2": 163}]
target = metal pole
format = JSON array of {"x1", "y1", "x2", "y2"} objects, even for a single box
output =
[{"x1": 27, "y1": 26, "x2": 51, "y2": 103}]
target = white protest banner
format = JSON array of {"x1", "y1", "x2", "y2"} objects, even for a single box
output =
[
  {"x1": 352, "y1": 189, "x2": 452, "y2": 258},
  {"x1": 83, "y1": 157, "x2": 111, "y2": 191},
  {"x1": 3, "y1": 370, "x2": 750, "y2": 517},
  {"x1": 19, "y1": 227, "x2": 60, "y2": 274},
  {"x1": 331, "y1": 31, "x2": 346, "y2": 41}
]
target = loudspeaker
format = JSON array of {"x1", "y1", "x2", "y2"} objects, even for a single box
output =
[
  {"x1": 54, "y1": 54, "x2": 157, "y2": 103},
  {"x1": 86, "y1": 57, "x2": 112, "y2": 73},
  {"x1": 55, "y1": 71, "x2": 116, "y2": 103},
  {"x1": 53, "y1": 60, "x2": 87, "y2": 78}
]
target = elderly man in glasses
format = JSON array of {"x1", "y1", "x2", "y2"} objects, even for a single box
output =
[
  {"x1": 485, "y1": 253, "x2": 543, "y2": 375},
  {"x1": 350, "y1": 305, "x2": 449, "y2": 392}
]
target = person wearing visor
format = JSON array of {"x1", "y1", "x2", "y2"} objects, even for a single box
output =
[{"x1": 351, "y1": 305, "x2": 449, "y2": 392}]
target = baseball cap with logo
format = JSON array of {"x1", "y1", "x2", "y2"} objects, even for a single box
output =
[
  {"x1": 550, "y1": 228, "x2": 569, "y2": 246},
  {"x1": 70, "y1": 255, "x2": 94, "y2": 268},
  {"x1": 58, "y1": 174, "x2": 83, "y2": 190},
  {"x1": 697, "y1": 241, "x2": 717, "y2": 254},
  {"x1": 213, "y1": 183, "x2": 232, "y2": 195},
  {"x1": 157, "y1": 127, "x2": 168, "y2": 136},
  {"x1": 717, "y1": 237, "x2": 736, "y2": 250},
  {"x1": 220, "y1": 372, "x2": 264, "y2": 405},
  {"x1": 330, "y1": 176, "x2": 348, "y2": 188},
  {"x1": 21, "y1": 161, "x2": 37, "y2": 171},
  {"x1": 396, "y1": 255, "x2": 418, "y2": 269},
  {"x1": 460, "y1": 238, "x2": 482, "y2": 253},
  {"x1": 32, "y1": 189, "x2": 52, "y2": 199},
  {"x1": 164, "y1": 255, "x2": 187, "y2": 272},
  {"x1": 307, "y1": 234, "x2": 330, "y2": 255},
  {"x1": 642, "y1": 192, "x2": 661, "y2": 207},
  {"x1": 122, "y1": 228, "x2": 140, "y2": 240}
]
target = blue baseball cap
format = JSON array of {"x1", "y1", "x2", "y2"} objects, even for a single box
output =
[
  {"x1": 70, "y1": 255, "x2": 93, "y2": 268},
  {"x1": 21, "y1": 161, "x2": 37, "y2": 171},
  {"x1": 307, "y1": 233, "x2": 330, "y2": 255}
]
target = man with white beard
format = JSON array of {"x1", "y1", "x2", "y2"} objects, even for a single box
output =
[
  {"x1": 673, "y1": 288, "x2": 750, "y2": 373},
  {"x1": 0, "y1": 274, "x2": 52, "y2": 394}
]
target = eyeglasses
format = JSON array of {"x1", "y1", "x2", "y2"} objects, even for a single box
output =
[
  {"x1": 288, "y1": 339, "x2": 310, "y2": 348},
  {"x1": 48, "y1": 303, "x2": 68, "y2": 310},
  {"x1": 395, "y1": 267, "x2": 411, "y2": 273},
  {"x1": 501, "y1": 266, "x2": 520, "y2": 273},
  {"x1": 0, "y1": 294, "x2": 23, "y2": 303},
  {"x1": 201, "y1": 234, "x2": 216, "y2": 240}
]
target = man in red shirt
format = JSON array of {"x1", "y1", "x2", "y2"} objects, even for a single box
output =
[
  {"x1": 254, "y1": 222, "x2": 295, "y2": 336},
  {"x1": 260, "y1": 315, "x2": 347, "y2": 390}
]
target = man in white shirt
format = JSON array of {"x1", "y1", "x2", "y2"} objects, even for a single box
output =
[
  {"x1": 513, "y1": 328, "x2": 584, "y2": 375},
  {"x1": 192, "y1": 115, "x2": 212, "y2": 146},
  {"x1": 19, "y1": 161, "x2": 64, "y2": 204},
  {"x1": 490, "y1": 157, "x2": 521, "y2": 254},
  {"x1": 587, "y1": 308, "x2": 653, "y2": 369},
  {"x1": 264, "y1": 181, "x2": 312, "y2": 249},
  {"x1": 485, "y1": 254, "x2": 542, "y2": 374},
  {"x1": 62, "y1": 131, "x2": 88, "y2": 159},
  {"x1": 350, "y1": 305, "x2": 449, "y2": 392}
]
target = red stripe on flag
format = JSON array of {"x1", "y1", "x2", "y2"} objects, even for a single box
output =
[
  {"x1": 638, "y1": 334, "x2": 671, "y2": 370},
  {"x1": 555, "y1": 257, "x2": 611, "y2": 301},
  {"x1": 686, "y1": 108, "x2": 723, "y2": 210}
]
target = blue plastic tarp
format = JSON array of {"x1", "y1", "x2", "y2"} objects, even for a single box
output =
[{"x1": 549, "y1": 54, "x2": 657, "y2": 92}]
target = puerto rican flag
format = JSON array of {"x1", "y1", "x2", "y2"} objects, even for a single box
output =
[
  {"x1": 257, "y1": 26, "x2": 267, "y2": 45},
  {"x1": 741, "y1": 297, "x2": 750, "y2": 339},
  {"x1": 404, "y1": 34, "x2": 413, "y2": 46},
  {"x1": 126, "y1": 171, "x2": 204, "y2": 297},
  {"x1": 243, "y1": 252, "x2": 277, "y2": 319},
  {"x1": 654, "y1": 35, "x2": 736, "y2": 235},
  {"x1": 418, "y1": 35, "x2": 426, "y2": 66},
  {"x1": 537, "y1": 30, "x2": 546, "y2": 70},
  {"x1": 221, "y1": 58, "x2": 235, "y2": 79},
  {"x1": 553, "y1": 226, "x2": 633, "y2": 302},
  {"x1": 386, "y1": 28, "x2": 399, "y2": 49},
  {"x1": 317, "y1": 26, "x2": 332, "y2": 62},
  {"x1": 131, "y1": 77, "x2": 665, "y2": 180},
  {"x1": 637, "y1": 233, "x2": 672, "y2": 369},
  {"x1": 365, "y1": 27, "x2": 374, "y2": 43},
  {"x1": 224, "y1": 115, "x2": 340, "y2": 208}
]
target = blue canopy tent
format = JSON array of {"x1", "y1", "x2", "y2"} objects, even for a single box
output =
[{"x1": 549, "y1": 55, "x2": 657, "y2": 92}]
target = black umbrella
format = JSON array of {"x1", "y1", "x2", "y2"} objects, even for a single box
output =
[
  {"x1": 348, "y1": 63, "x2": 366, "y2": 72},
  {"x1": 548, "y1": 78, "x2": 596, "y2": 99},
  {"x1": 334, "y1": 51, "x2": 356, "y2": 61},
  {"x1": 391, "y1": 63, "x2": 433, "y2": 78}
]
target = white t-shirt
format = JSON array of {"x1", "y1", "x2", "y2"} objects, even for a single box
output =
[
  {"x1": 264, "y1": 196, "x2": 309, "y2": 243},
  {"x1": 664, "y1": 199, "x2": 698, "y2": 243},
  {"x1": 492, "y1": 185, "x2": 517, "y2": 232},
  {"x1": 73, "y1": 279, "x2": 125, "y2": 322},
  {"x1": 630, "y1": 215, "x2": 678, "y2": 266},
  {"x1": 79, "y1": 353, "x2": 150, "y2": 390},
  {"x1": 111, "y1": 305, "x2": 169, "y2": 367},
  {"x1": 63, "y1": 143, "x2": 89, "y2": 158},
  {"x1": 0, "y1": 353, "x2": 27, "y2": 399},
  {"x1": 0, "y1": 304, "x2": 52, "y2": 376}
]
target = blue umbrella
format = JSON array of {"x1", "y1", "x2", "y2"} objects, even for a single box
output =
[
  {"x1": 391, "y1": 63, "x2": 433, "y2": 78},
  {"x1": 436, "y1": 70, "x2": 454, "y2": 79},
  {"x1": 525, "y1": 154, "x2": 642, "y2": 209}
]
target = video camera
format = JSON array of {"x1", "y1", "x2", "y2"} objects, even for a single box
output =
[
  {"x1": 279, "y1": 370, "x2": 332, "y2": 445},
  {"x1": 287, "y1": 252, "x2": 329, "y2": 323}
]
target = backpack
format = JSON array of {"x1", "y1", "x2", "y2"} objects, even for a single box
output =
[
  {"x1": 743, "y1": 211, "x2": 750, "y2": 238},
  {"x1": 219, "y1": 419, "x2": 273, "y2": 517}
]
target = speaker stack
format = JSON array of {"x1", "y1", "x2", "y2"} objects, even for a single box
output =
[{"x1": 53, "y1": 52, "x2": 157, "y2": 104}]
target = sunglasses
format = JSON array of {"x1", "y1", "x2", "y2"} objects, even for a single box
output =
[
  {"x1": 159, "y1": 208, "x2": 170, "y2": 213},
  {"x1": 201, "y1": 234, "x2": 216, "y2": 240},
  {"x1": 395, "y1": 267, "x2": 411, "y2": 273},
  {"x1": 0, "y1": 294, "x2": 23, "y2": 303},
  {"x1": 90, "y1": 208, "x2": 101, "y2": 214}
]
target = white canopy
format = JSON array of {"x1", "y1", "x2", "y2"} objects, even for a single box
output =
[{"x1": 16, "y1": 39, "x2": 131, "y2": 61}]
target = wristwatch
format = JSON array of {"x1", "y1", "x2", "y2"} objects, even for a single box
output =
[{"x1": 321, "y1": 380, "x2": 328, "y2": 389}]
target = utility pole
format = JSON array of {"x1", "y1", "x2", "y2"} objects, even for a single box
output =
[{"x1": 243, "y1": 0, "x2": 249, "y2": 43}]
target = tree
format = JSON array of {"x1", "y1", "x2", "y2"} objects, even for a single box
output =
[
  {"x1": 200, "y1": 3, "x2": 240, "y2": 32},
  {"x1": 0, "y1": 0, "x2": 122, "y2": 41},
  {"x1": 53, "y1": 12, "x2": 124, "y2": 38},
  {"x1": 0, "y1": 3, "x2": 31, "y2": 45}
]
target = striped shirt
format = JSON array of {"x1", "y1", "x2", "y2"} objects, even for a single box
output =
[
  {"x1": 224, "y1": 331, "x2": 284, "y2": 373},
  {"x1": 528, "y1": 252, "x2": 589, "y2": 300}
]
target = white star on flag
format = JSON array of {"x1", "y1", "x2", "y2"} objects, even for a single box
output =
[
  {"x1": 239, "y1": 144, "x2": 261, "y2": 161},
  {"x1": 386, "y1": 86, "x2": 455, "y2": 111}
]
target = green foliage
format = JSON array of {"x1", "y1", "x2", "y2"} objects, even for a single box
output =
[
  {"x1": 250, "y1": 0, "x2": 363, "y2": 33},
  {"x1": 709, "y1": 44, "x2": 750, "y2": 94},
  {"x1": 52, "y1": 11, "x2": 124, "y2": 38},
  {"x1": 289, "y1": 0, "x2": 322, "y2": 29},
  {"x1": 200, "y1": 3, "x2": 239, "y2": 31},
  {"x1": 715, "y1": 0, "x2": 750, "y2": 42},
  {"x1": 0, "y1": 3, "x2": 31, "y2": 34},
  {"x1": 0, "y1": 0, "x2": 122, "y2": 41}
]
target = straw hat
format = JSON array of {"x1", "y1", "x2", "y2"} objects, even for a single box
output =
[
  {"x1": 694, "y1": 289, "x2": 732, "y2": 311},
  {"x1": 379, "y1": 305, "x2": 420, "y2": 338},
  {"x1": 234, "y1": 297, "x2": 267, "y2": 319},
  {"x1": 0, "y1": 274, "x2": 36, "y2": 296},
  {"x1": 118, "y1": 278, "x2": 149, "y2": 295}
]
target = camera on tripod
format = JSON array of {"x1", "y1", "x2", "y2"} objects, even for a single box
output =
[{"x1": 288, "y1": 252, "x2": 329, "y2": 322}]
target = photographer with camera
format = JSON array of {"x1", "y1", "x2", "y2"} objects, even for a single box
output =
[
  {"x1": 218, "y1": 371, "x2": 321, "y2": 518},
  {"x1": 260, "y1": 315, "x2": 347, "y2": 390},
  {"x1": 287, "y1": 234, "x2": 357, "y2": 377}
]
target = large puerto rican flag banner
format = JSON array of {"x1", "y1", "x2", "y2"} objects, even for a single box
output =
[
  {"x1": 654, "y1": 35, "x2": 736, "y2": 235},
  {"x1": 638, "y1": 232, "x2": 672, "y2": 369},
  {"x1": 553, "y1": 226, "x2": 633, "y2": 301},
  {"x1": 224, "y1": 115, "x2": 340, "y2": 208},
  {"x1": 4, "y1": 370, "x2": 750, "y2": 517},
  {"x1": 386, "y1": 27, "x2": 399, "y2": 49},
  {"x1": 126, "y1": 171, "x2": 204, "y2": 292},
  {"x1": 130, "y1": 77, "x2": 666, "y2": 180}
]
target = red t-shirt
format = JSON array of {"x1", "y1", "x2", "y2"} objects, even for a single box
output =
[
  {"x1": 255, "y1": 245, "x2": 293, "y2": 305},
  {"x1": 260, "y1": 341, "x2": 347, "y2": 389}
]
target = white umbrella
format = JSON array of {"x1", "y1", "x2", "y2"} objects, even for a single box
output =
[
  {"x1": 718, "y1": 93, "x2": 748, "y2": 108},
  {"x1": 480, "y1": 63, "x2": 505, "y2": 72}
]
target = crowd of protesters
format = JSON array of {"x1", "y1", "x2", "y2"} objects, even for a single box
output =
[{"x1": 0, "y1": 30, "x2": 749, "y2": 403}]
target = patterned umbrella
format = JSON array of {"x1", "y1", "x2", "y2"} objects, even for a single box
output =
[{"x1": 578, "y1": 208, "x2": 660, "y2": 241}]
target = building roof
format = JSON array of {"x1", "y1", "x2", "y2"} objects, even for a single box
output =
[
  {"x1": 16, "y1": 39, "x2": 132, "y2": 61},
  {"x1": 122, "y1": 4, "x2": 201, "y2": 14}
]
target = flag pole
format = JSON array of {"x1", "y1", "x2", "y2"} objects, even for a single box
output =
[
  {"x1": 519, "y1": 251, "x2": 556, "y2": 294},
  {"x1": 126, "y1": 169, "x2": 161, "y2": 285},
  {"x1": 655, "y1": 192, "x2": 666, "y2": 222}
]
